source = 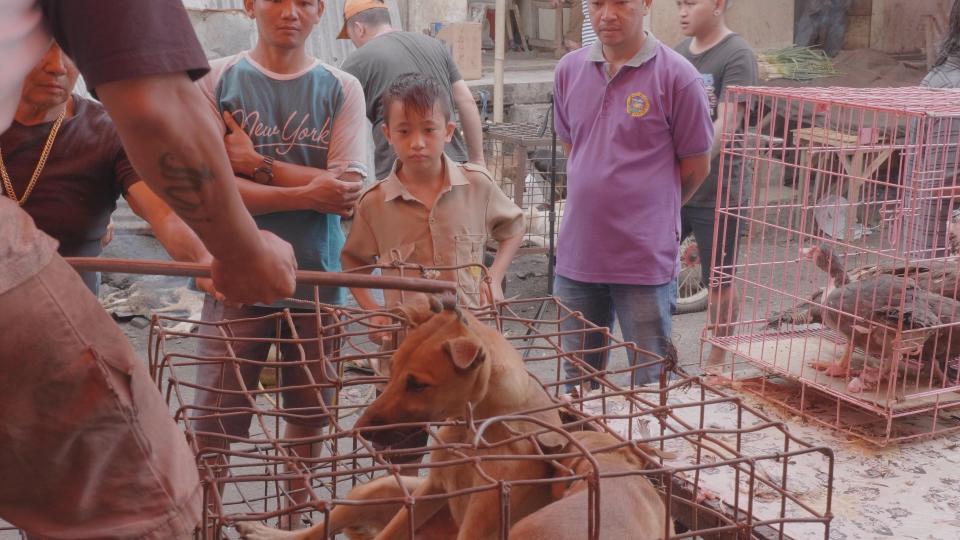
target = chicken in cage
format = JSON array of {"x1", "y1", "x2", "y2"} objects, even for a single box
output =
[
  {"x1": 705, "y1": 85, "x2": 960, "y2": 445},
  {"x1": 483, "y1": 123, "x2": 566, "y2": 253}
]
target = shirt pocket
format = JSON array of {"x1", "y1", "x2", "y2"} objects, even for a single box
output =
[{"x1": 454, "y1": 234, "x2": 489, "y2": 302}]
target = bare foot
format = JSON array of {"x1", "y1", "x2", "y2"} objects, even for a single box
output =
[
  {"x1": 823, "y1": 363, "x2": 854, "y2": 377},
  {"x1": 808, "y1": 360, "x2": 852, "y2": 377},
  {"x1": 705, "y1": 345, "x2": 727, "y2": 368}
]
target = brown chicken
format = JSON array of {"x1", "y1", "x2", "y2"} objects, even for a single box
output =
[
  {"x1": 768, "y1": 245, "x2": 960, "y2": 328},
  {"x1": 783, "y1": 244, "x2": 960, "y2": 392}
]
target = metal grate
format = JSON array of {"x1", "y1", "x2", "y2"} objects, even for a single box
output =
[
  {"x1": 148, "y1": 291, "x2": 833, "y2": 539},
  {"x1": 483, "y1": 122, "x2": 566, "y2": 266}
]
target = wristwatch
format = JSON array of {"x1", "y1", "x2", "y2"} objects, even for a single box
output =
[{"x1": 252, "y1": 155, "x2": 275, "y2": 185}]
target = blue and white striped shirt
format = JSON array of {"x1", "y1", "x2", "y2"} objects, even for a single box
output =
[{"x1": 581, "y1": 1, "x2": 597, "y2": 47}]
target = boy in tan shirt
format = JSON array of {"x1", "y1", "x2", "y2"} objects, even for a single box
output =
[{"x1": 342, "y1": 73, "x2": 524, "y2": 314}]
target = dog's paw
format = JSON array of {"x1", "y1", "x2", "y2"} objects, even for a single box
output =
[{"x1": 235, "y1": 521, "x2": 306, "y2": 540}]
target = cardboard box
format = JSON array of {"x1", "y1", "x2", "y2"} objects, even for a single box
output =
[{"x1": 436, "y1": 22, "x2": 483, "y2": 80}]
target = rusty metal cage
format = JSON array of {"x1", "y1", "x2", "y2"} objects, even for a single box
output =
[
  {"x1": 146, "y1": 289, "x2": 833, "y2": 539},
  {"x1": 0, "y1": 260, "x2": 834, "y2": 538},
  {"x1": 705, "y1": 85, "x2": 960, "y2": 445},
  {"x1": 483, "y1": 122, "x2": 566, "y2": 263}
]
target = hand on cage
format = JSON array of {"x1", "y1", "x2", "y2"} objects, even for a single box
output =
[
  {"x1": 195, "y1": 275, "x2": 225, "y2": 303},
  {"x1": 100, "y1": 219, "x2": 115, "y2": 248},
  {"x1": 211, "y1": 230, "x2": 297, "y2": 305},
  {"x1": 483, "y1": 277, "x2": 505, "y2": 305},
  {"x1": 369, "y1": 314, "x2": 396, "y2": 346}
]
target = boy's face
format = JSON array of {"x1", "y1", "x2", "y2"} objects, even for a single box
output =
[
  {"x1": 245, "y1": 0, "x2": 322, "y2": 50},
  {"x1": 382, "y1": 102, "x2": 455, "y2": 169},
  {"x1": 677, "y1": 0, "x2": 718, "y2": 37}
]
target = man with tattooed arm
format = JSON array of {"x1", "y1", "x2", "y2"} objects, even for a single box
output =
[{"x1": 0, "y1": 0, "x2": 298, "y2": 537}]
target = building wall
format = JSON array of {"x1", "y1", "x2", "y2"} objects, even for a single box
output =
[
  {"x1": 405, "y1": 0, "x2": 469, "y2": 35},
  {"x1": 183, "y1": 0, "x2": 402, "y2": 66},
  {"x1": 648, "y1": 0, "x2": 795, "y2": 50},
  {"x1": 868, "y1": 0, "x2": 951, "y2": 54}
]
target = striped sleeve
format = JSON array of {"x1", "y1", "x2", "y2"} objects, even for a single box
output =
[
  {"x1": 325, "y1": 65, "x2": 370, "y2": 178},
  {"x1": 194, "y1": 55, "x2": 243, "y2": 137},
  {"x1": 580, "y1": 2, "x2": 597, "y2": 48}
]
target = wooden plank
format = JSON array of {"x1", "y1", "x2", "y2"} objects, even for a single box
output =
[
  {"x1": 722, "y1": 331, "x2": 960, "y2": 413},
  {"x1": 407, "y1": 0, "x2": 469, "y2": 35},
  {"x1": 844, "y1": 15, "x2": 872, "y2": 50},
  {"x1": 850, "y1": 0, "x2": 873, "y2": 17},
  {"x1": 437, "y1": 22, "x2": 484, "y2": 80},
  {"x1": 870, "y1": 0, "x2": 951, "y2": 54}
]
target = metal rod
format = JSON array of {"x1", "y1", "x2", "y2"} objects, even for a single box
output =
[
  {"x1": 494, "y1": 0, "x2": 506, "y2": 123},
  {"x1": 65, "y1": 257, "x2": 457, "y2": 294},
  {"x1": 547, "y1": 91, "x2": 558, "y2": 295}
]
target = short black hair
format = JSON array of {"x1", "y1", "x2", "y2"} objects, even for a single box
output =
[
  {"x1": 381, "y1": 73, "x2": 452, "y2": 125},
  {"x1": 347, "y1": 6, "x2": 392, "y2": 28}
]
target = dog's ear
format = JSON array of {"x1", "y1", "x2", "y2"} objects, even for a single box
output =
[
  {"x1": 535, "y1": 431, "x2": 568, "y2": 455},
  {"x1": 620, "y1": 442, "x2": 674, "y2": 469},
  {"x1": 389, "y1": 294, "x2": 438, "y2": 327},
  {"x1": 442, "y1": 335, "x2": 486, "y2": 370}
]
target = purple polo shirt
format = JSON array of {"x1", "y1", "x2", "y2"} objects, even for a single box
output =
[{"x1": 554, "y1": 34, "x2": 713, "y2": 285}]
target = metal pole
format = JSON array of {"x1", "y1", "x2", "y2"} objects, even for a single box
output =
[
  {"x1": 66, "y1": 258, "x2": 458, "y2": 294},
  {"x1": 547, "y1": 92, "x2": 558, "y2": 295},
  {"x1": 494, "y1": 0, "x2": 506, "y2": 123}
]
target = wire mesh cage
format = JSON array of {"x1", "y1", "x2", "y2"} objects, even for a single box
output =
[
  {"x1": 147, "y1": 289, "x2": 834, "y2": 539},
  {"x1": 483, "y1": 122, "x2": 566, "y2": 256},
  {"x1": 705, "y1": 85, "x2": 960, "y2": 445}
]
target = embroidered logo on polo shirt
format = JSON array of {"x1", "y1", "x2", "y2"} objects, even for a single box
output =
[{"x1": 626, "y1": 92, "x2": 650, "y2": 118}]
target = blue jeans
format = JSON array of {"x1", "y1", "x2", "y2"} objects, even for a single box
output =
[{"x1": 555, "y1": 275, "x2": 676, "y2": 388}]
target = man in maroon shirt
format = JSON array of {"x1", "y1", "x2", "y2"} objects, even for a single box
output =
[{"x1": 3, "y1": 43, "x2": 220, "y2": 295}]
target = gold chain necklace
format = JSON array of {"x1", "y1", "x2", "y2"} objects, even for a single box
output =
[{"x1": 0, "y1": 107, "x2": 67, "y2": 206}]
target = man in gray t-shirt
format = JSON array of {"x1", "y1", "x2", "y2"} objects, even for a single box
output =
[
  {"x1": 338, "y1": 0, "x2": 484, "y2": 180},
  {"x1": 675, "y1": 0, "x2": 758, "y2": 367}
]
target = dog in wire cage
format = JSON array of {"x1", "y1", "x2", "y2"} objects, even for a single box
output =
[{"x1": 236, "y1": 296, "x2": 671, "y2": 539}]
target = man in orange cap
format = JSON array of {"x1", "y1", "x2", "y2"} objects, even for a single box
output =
[{"x1": 339, "y1": 0, "x2": 485, "y2": 180}]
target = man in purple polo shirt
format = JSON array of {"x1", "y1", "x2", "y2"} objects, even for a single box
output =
[{"x1": 553, "y1": 0, "x2": 713, "y2": 388}]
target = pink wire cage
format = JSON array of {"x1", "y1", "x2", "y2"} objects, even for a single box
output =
[{"x1": 704, "y1": 85, "x2": 960, "y2": 445}]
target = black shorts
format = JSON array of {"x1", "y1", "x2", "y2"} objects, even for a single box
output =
[{"x1": 680, "y1": 206, "x2": 740, "y2": 288}]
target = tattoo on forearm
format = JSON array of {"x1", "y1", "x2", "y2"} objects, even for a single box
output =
[{"x1": 158, "y1": 152, "x2": 212, "y2": 222}]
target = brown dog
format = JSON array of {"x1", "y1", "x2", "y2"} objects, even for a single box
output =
[
  {"x1": 509, "y1": 431, "x2": 674, "y2": 540},
  {"x1": 238, "y1": 298, "x2": 562, "y2": 539}
]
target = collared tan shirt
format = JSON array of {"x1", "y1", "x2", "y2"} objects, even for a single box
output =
[{"x1": 342, "y1": 154, "x2": 524, "y2": 308}]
